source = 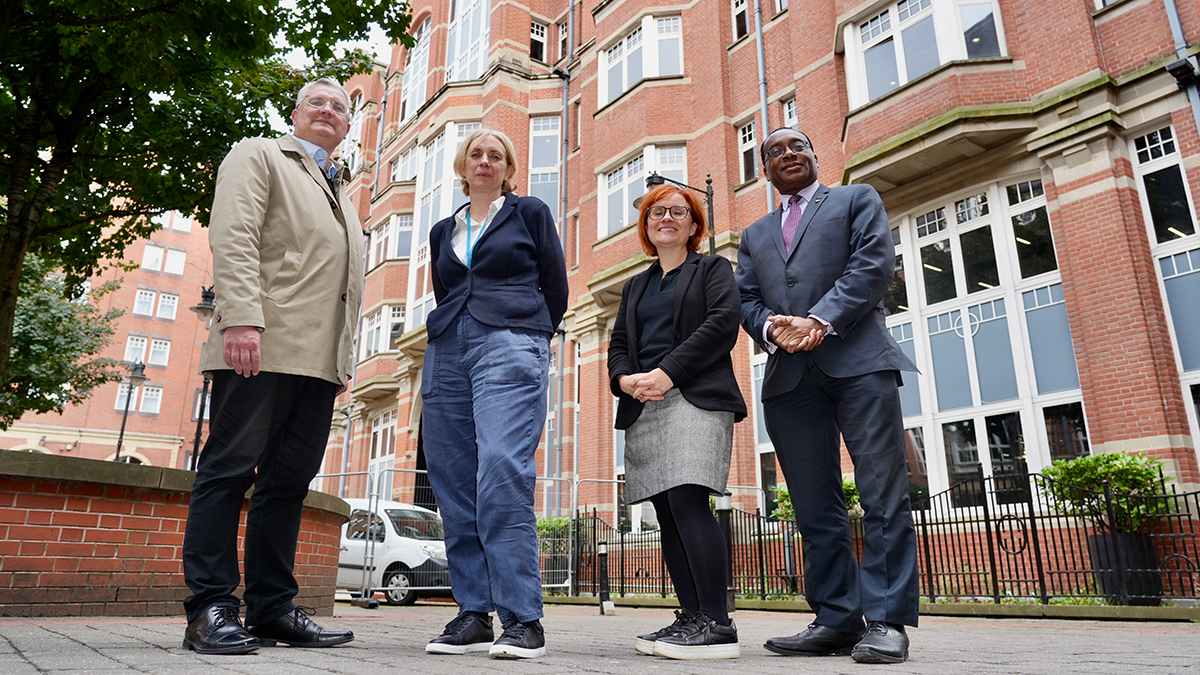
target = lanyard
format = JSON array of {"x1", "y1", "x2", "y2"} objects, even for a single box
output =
[{"x1": 466, "y1": 214, "x2": 487, "y2": 268}]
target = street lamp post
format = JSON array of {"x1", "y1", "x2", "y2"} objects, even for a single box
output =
[
  {"x1": 188, "y1": 286, "x2": 216, "y2": 471},
  {"x1": 114, "y1": 361, "x2": 148, "y2": 462},
  {"x1": 645, "y1": 172, "x2": 716, "y2": 255}
]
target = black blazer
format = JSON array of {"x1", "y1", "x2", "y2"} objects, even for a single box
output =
[
  {"x1": 608, "y1": 251, "x2": 747, "y2": 429},
  {"x1": 426, "y1": 193, "x2": 568, "y2": 340}
]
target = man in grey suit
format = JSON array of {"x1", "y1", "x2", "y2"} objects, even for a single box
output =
[{"x1": 735, "y1": 127, "x2": 919, "y2": 664}]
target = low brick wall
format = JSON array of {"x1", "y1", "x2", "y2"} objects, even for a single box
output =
[{"x1": 0, "y1": 452, "x2": 349, "y2": 617}]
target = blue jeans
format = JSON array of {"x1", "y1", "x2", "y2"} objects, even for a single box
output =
[{"x1": 422, "y1": 313, "x2": 548, "y2": 626}]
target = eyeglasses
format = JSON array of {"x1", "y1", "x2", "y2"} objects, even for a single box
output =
[
  {"x1": 647, "y1": 205, "x2": 691, "y2": 221},
  {"x1": 766, "y1": 140, "x2": 811, "y2": 159},
  {"x1": 302, "y1": 96, "x2": 350, "y2": 117}
]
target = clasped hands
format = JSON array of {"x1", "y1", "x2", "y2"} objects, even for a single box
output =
[
  {"x1": 618, "y1": 368, "x2": 674, "y2": 403},
  {"x1": 768, "y1": 315, "x2": 827, "y2": 353}
]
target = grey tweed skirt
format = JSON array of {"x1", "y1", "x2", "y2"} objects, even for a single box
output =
[{"x1": 623, "y1": 388, "x2": 735, "y2": 504}]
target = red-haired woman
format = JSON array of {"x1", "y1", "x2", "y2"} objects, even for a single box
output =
[{"x1": 608, "y1": 184, "x2": 746, "y2": 660}]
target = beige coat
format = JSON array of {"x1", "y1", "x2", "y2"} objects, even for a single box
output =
[{"x1": 200, "y1": 135, "x2": 365, "y2": 387}]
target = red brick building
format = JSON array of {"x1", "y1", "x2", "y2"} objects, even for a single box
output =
[
  {"x1": 1, "y1": 212, "x2": 214, "y2": 469},
  {"x1": 322, "y1": 0, "x2": 1200, "y2": 528},
  {"x1": 6, "y1": 0, "x2": 1199, "y2": 533}
]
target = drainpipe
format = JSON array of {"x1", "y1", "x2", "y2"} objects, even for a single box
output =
[
  {"x1": 1162, "y1": 0, "x2": 1200, "y2": 125},
  {"x1": 753, "y1": 0, "x2": 775, "y2": 211}
]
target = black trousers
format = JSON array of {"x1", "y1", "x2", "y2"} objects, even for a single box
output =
[
  {"x1": 182, "y1": 370, "x2": 336, "y2": 624},
  {"x1": 763, "y1": 360, "x2": 919, "y2": 633}
]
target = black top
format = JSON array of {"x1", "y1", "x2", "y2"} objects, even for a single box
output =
[
  {"x1": 634, "y1": 264, "x2": 680, "y2": 371},
  {"x1": 608, "y1": 251, "x2": 747, "y2": 429}
]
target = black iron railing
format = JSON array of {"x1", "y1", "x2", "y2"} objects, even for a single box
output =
[{"x1": 563, "y1": 470, "x2": 1200, "y2": 606}]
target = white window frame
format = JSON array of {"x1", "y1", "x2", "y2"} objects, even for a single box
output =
[
  {"x1": 394, "y1": 214, "x2": 414, "y2": 258},
  {"x1": 139, "y1": 385, "x2": 162, "y2": 414},
  {"x1": 531, "y1": 21, "x2": 548, "y2": 63},
  {"x1": 156, "y1": 293, "x2": 178, "y2": 320},
  {"x1": 559, "y1": 21, "x2": 569, "y2": 61},
  {"x1": 1130, "y1": 124, "x2": 1198, "y2": 253},
  {"x1": 164, "y1": 249, "x2": 186, "y2": 275},
  {"x1": 124, "y1": 336, "x2": 147, "y2": 363},
  {"x1": 530, "y1": 116, "x2": 561, "y2": 221},
  {"x1": 446, "y1": 0, "x2": 491, "y2": 83},
  {"x1": 739, "y1": 122, "x2": 757, "y2": 184},
  {"x1": 392, "y1": 145, "x2": 418, "y2": 182},
  {"x1": 733, "y1": 0, "x2": 749, "y2": 40},
  {"x1": 371, "y1": 219, "x2": 392, "y2": 269},
  {"x1": 843, "y1": 0, "x2": 1007, "y2": 108},
  {"x1": 147, "y1": 338, "x2": 171, "y2": 366},
  {"x1": 598, "y1": 16, "x2": 684, "y2": 107},
  {"x1": 783, "y1": 98, "x2": 798, "y2": 128},
  {"x1": 115, "y1": 383, "x2": 139, "y2": 411},
  {"x1": 597, "y1": 144, "x2": 687, "y2": 239},
  {"x1": 340, "y1": 94, "x2": 364, "y2": 173},
  {"x1": 141, "y1": 244, "x2": 164, "y2": 271},
  {"x1": 361, "y1": 309, "x2": 384, "y2": 361},
  {"x1": 400, "y1": 18, "x2": 431, "y2": 122},
  {"x1": 133, "y1": 289, "x2": 156, "y2": 316}
]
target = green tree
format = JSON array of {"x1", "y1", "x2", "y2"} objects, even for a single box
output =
[
  {"x1": 0, "y1": 0, "x2": 414, "y2": 387},
  {"x1": 0, "y1": 254, "x2": 122, "y2": 428}
]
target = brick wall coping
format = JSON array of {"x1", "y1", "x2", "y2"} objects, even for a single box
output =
[{"x1": 0, "y1": 450, "x2": 350, "y2": 519}]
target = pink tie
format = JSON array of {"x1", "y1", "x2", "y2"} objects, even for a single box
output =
[{"x1": 782, "y1": 194, "x2": 804, "y2": 252}]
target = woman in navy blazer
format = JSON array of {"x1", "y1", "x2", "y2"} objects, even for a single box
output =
[
  {"x1": 421, "y1": 129, "x2": 567, "y2": 660},
  {"x1": 608, "y1": 184, "x2": 746, "y2": 659}
]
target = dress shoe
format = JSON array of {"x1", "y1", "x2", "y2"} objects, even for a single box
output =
[
  {"x1": 764, "y1": 622, "x2": 863, "y2": 656},
  {"x1": 246, "y1": 606, "x2": 354, "y2": 648},
  {"x1": 182, "y1": 605, "x2": 260, "y2": 655},
  {"x1": 851, "y1": 621, "x2": 909, "y2": 663}
]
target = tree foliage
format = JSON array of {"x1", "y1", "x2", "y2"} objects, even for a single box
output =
[
  {"x1": 0, "y1": 0, "x2": 414, "y2": 389},
  {"x1": 0, "y1": 254, "x2": 122, "y2": 428}
]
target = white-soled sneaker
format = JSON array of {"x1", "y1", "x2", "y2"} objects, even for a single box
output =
[
  {"x1": 426, "y1": 612, "x2": 494, "y2": 654},
  {"x1": 488, "y1": 620, "x2": 546, "y2": 659},
  {"x1": 653, "y1": 613, "x2": 739, "y2": 660},
  {"x1": 635, "y1": 609, "x2": 697, "y2": 655}
]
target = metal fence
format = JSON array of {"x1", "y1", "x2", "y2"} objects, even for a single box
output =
[
  {"x1": 319, "y1": 468, "x2": 1200, "y2": 606},
  {"x1": 572, "y1": 470, "x2": 1200, "y2": 606}
]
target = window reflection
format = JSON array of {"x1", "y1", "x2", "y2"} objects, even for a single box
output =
[
  {"x1": 943, "y1": 419, "x2": 982, "y2": 507},
  {"x1": 1043, "y1": 402, "x2": 1090, "y2": 461},
  {"x1": 921, "y1": 239, "x2": 956, "y2": 304},
  {"x1": 1011, "y1": 206, "x2": 1058, "y2": 278},
  {"x1": 960, "y1": 225, "x2": 1000, "y2": 292}
]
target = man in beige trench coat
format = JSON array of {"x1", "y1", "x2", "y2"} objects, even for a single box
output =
[{"x1": 181, "y1": 78, "x2": 365, "y2": 655}]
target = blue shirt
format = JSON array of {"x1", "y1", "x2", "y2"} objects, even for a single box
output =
[{"x1": 292, "y1": 135, "x2": 341, "y2": 180}]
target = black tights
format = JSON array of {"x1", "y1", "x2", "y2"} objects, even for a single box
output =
[{"x1": 648, "y1": 484, "x2": 730, "y2": 625}]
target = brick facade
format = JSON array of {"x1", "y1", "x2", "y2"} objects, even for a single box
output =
[{"x1": 0, "y1": 453, "x2": 347, "y2": 617}]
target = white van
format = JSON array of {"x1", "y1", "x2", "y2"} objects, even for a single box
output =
[{"x1": 337, "y1": 498, "x2": 452, "y2": 605}]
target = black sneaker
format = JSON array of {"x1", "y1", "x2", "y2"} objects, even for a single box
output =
[
  {"x1": 425, "y1": 612, "x2": 494, "y2": 654},
  {"x1": 653, "y1": 613, "x2": 739, "y2": 660},
  {"x1": 488, "y1": 620, "x2": 546, "y2": 659},
  {"x1": 635, "y1": 609, "x2": 697, "y2": 655}
]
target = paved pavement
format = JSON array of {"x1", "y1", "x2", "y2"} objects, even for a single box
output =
[{"x1": 2, "y1": 600, "x2": 1199, "y2": 675}]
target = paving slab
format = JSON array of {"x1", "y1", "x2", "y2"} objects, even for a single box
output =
[{"x1": 0, "y1": 600, "x2": 1197, "y2": 674}]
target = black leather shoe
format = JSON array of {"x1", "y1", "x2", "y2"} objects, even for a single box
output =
[
  {"x1": 182, "y1": 605, "x2": 260, "y2": 655},
  {"x1": 246, "y1": 606, "x2": 354, "y2": 648},
  {"x1": 764, "y1": 622, "x2": 863, "y2": 656},
  {"x1": 851, "y1": 621, "x2": 909, "y2": 663}
]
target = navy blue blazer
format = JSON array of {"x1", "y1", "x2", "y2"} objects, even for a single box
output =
[
  {"x1": 735, "y1": 182, "x2": 916, "y2": 400},
  {"x1": 609, "y1": 251, "x2": 747, "y2": 429},
  {"x1": 426, "y1": 193, "x2": 568, "y2": 340}
]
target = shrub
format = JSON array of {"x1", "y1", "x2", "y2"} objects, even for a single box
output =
[{"x1": 1040, "y1": 452, "x2": 1172, "y2": 534}]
